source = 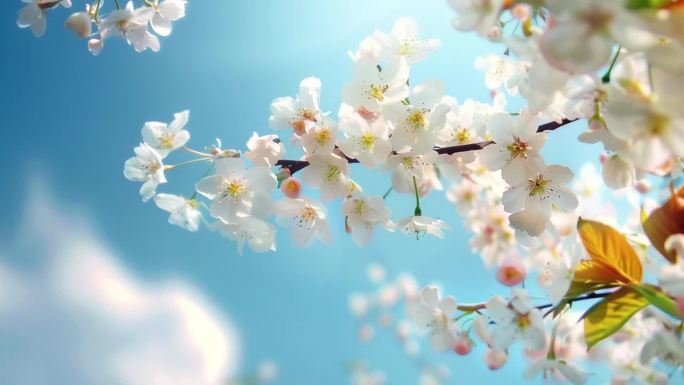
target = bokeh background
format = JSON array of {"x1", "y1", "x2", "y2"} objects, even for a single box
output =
[{"x1": 0, "y1": 1, "x2": 606, "y2": 384}]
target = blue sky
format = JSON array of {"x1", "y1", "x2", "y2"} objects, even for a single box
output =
[{"x1": 0, "y1": 1, "x2": 608, "y2": 384}]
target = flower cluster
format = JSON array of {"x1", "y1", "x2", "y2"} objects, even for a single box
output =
[
  {"x1": 119, "y1": 2, "x2": 684, "y2": 384},
  {"x1": 17, "y1": 0, "x2": 186, "y2": 55}
]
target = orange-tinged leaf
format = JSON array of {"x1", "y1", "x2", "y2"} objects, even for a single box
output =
[
  {"x1": 643, "y1": 185, "x2": 684, "y2": 264},
  {"x1": 583, "y1": 286, "x2": 649, "y2": 350},
  {"x1": 577, "y1": 219, "x2": 643, "y2": 284}
]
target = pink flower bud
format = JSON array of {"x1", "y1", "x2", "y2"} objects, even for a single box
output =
[
  {"x1": 280, "y1": 177, "x2": 301, "y2": 198},
  {"x1": 496, "y1": 259, "x2": 526, "y2": 287},
  {"x1": 486, "y1": 26, "x2": 502, "y2": 40},
  {"x1": 485, "y1": 348, "x2": 508, "y2": 370},
  {"x1": 511, "y1": 4, "x2": 531, "y2": 20},
  {"x1": 452, "y1": 335, "x2": 473, "y2": 356},
  {"x1": 676, "y1": 296, "x2": 684, "y2": 317},
  {"x1": 599, "y1": 153, "x2": 608, "y2": 164},
  {"x1": 635, "y1": 179, "x2": 651, "y2": 194},
  {"x1": 358, "y1": 324, "x2": 375, "y2": 342}
]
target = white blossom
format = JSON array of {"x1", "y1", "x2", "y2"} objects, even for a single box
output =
[
  {"x1": 384, "y1": 80, "x2": 450, "y2": 153},
  {"x1": 274, "y1": 197, "x2": 332, "y2": 247},
  {"x1": 342, "y1": 56, "x2": 409, "y2": 113},
  {"x1": 479, "y1": 111, "x2": 547, "y2": 185},
  {"x1": 337, "y1": 109, "x2": 392, "y2": 168},
  {"x1": 153, "y1": 193, "x2": 201, "y2": 232},
  {"x1": 245, "y1": 132, "x2": 285, "y2": 167},
  {"x1": 374, "y1": 17, "x2": 441, "y2": 65},
  {"x1": 300, "y1": 153, "x2": 350, "y2": 201},
  {"x1": 123, "y1": 143, "x2": 167, "y2": 202},
  {"x1": 141, "y1": 110, "x2": 190, "y2": 156},
  {"x1": 212, "y1": 217, "x2": 277, "y2": 256},
  {"x1": 396, "y1": 216, "x2": 448, "y2": 240},
  {"x1": 523, "y1": 358, "x2": 588, "y2": 385},
  {"x1": 486, "y1": 289, "x2": 545, "y2": 351},
  {"x1": 149, "y1": 0, "x2": 186, "y2": 37},
  {"x1": 269, "y1": 77, "x2": 322, "y2": 134},
  {"x1": 410, "y1": 286, "x2": 458, "y2": 352},
  {"x1": 342, "y1": 194, "x2": 392, "y2": 246},
  {"x1": 195, "y1": 158, "x2": 276, "y2": 222}
]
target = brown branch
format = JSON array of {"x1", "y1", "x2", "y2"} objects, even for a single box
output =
[
  {"x1": 455, "y1": 289, "x2": 611, "y2": 315},
  {"x1": 275, "y1": 118, "x2": 577, "y2": 174}
]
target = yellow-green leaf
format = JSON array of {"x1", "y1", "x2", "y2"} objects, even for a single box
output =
[
  {"x1": 632, "y1": 284, "x2": 683, "y2": 320},
  {"x1": 583, "y1": 286, "x2": 649, "y2": 350},
  {"x1": 577, "y1": 218, "x2": 643, "y2": 284}
]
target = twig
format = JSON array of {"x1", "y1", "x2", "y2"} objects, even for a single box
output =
[
  {"x1": 455, "y1": 290, "x2": 611, "y2": 315},
  {"x1": 275, "y1": 119, "x2": 577, "y2": 174}
]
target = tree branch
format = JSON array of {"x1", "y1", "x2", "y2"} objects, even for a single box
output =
[
  {"x1": 455, "y1": 290, "x2": 610, "y2": 314},
  {"x1": 275, "y1": 119, "x2": 577, "y2": 174}
]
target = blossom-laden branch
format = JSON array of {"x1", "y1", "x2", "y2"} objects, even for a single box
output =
[
  {"x1": 16, "y1": 0, "x2": 187, "y2": 55},
  {"x1": 116, "y1": 2, "x2": 684, "y2": 383},
  {"x1": 454, "y1": 290, "x2": 610, "y2": 313},
  {"x1": 275, "y1": 119, "x2": 577, "y2": 175}
]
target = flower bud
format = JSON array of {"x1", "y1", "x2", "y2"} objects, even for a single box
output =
[
  {"x1": 634, "y1": 179, "x2": 651, "y2": 194},
  {"x1": 496, "y1": 259, "x2": 526, "y2": 287},
  {"x1": 452, "y1": 334, "x2": 473, "y2": 356},
  {"x1": 602, "y1": 155, "x2": 635, "y2": 189},
  {"x1": 676, "y1": 296, "x2": 684, "y2": 317},
  {"x1": 511, "y1": 4, "x2": 531, "y2": 20},
  {"x1": 484, "y1": 348, "x2": 508, "y2": 370},
  {"x1": 65, "y1": 12, "x2": 92, "y2": 38},
  {"x1": 280, "y1": 177, "x2": 301, "y2": 198}
]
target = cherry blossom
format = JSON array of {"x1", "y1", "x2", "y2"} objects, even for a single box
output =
[
  {"x1": 486, "y1": 289, "x2": 545, "y2": 351},
  {"x1": 337, "y1": 109, "x2": 392, "y2": 168},
  {"x1": 149, "y1": 0, "x2": 186, "y2": 37},
  {"x1": 141, "y1": 110, "x2": 191, "y2": 156},
  {"x1": 373, "y1": 17, "x2": 441, "y2": 65},
  {"x1": 342, "y1": 194, "x2": 392, "y2": 246},
  {"x1": 212, "y1": 217, "x2": 277, "y2": 255},
  {"x1": 300, "y1": 153, "x2": 350, "y2": 201},
  {"x1": 384, "y1": 80, "x2": 450, "y2": 153},
  {"x1": 195, "y1": 158, "x2": 276, "y2": 222},
  {"x1": 523, "y1": 358, "x2": 588, "y2": 385},
  {"x1": 245, "y1": 132, "x2": 285, "y2": 168},
  {"x1": 396, "y1": 216, "x2": 448, "y2": 240},
  {"x1": 153, "y1": 193, "x2": 202, "y2": 232},
  {"x1": 17, "y1": 0, "x2": 71, "y2": 37},
  {"x1": 478, "y1": 111, "x2": 546, "y2": 185},
  {"x1": 269, "y1": 77, "x2": 322, "y2": 134},
  {"x1": 410, "y1": 287, "x2": 458, "y2": 352},
  {"x1": 342, "y1": 56, "x2": 409, "y2": 114},
  {"x1": 123, "y1": 143, "x2": 167, "y2": 202},
  {"x1": 503, "y1": 165, "x2": 578, "y2": 236},
  {"x1": 274, "y1": 197, "x2": 332, "y2": 247}
]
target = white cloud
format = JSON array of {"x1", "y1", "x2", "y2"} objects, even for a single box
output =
[{"x1": 0, "y1": 178, "x2": 241, "y2": 385}]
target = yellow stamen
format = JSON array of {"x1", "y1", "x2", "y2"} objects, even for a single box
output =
[
  {"x1": 507, "y1": 137, "x2": 530, "y2": 159},
  {"x1": 407, "y1": 111, "x2": 426, "y2": 129}
]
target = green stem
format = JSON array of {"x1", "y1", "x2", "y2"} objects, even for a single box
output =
[
  {"x1": 182, "y1": 146, "x2": 214, "y2": 158},
  {"x1": 412, "y1": 176, "x2": 422, "y2": 216},
  {"x1": 165, "y1": 157, "x2": 211, "y2": 171},
  {"x1": 601, "y1": 45, "x2": 622, "y2": 84},
  {"x1": 93, "y1": 0, "x2": 102, "y2": 22},
  {"x1": 114, "y1": 0, "x2": 121, "y2": 9},
  {"x1": 382, "y1": 186, "x2": 393, "y2": 200}
]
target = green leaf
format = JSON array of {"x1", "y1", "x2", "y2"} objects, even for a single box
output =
[
  {"x1": 626, "y1": 0, "x2": 672, "y2": 9},
  {"x1": 632, "y1": 284, "x2": 683, "y2": 320},
  {"x1": 583, "y1": 286, "x2": 649, "y2": 350}
]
